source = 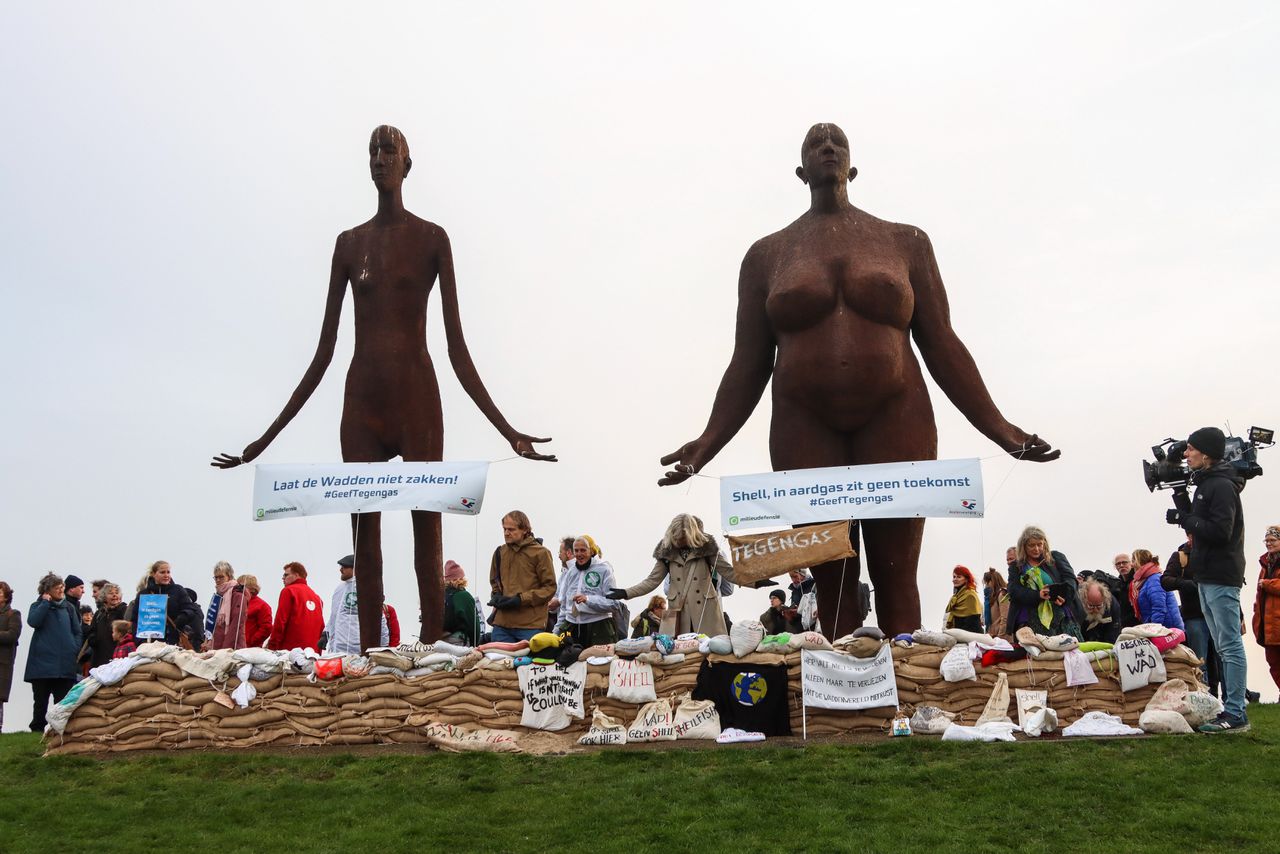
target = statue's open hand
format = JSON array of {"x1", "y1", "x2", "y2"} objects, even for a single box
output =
[
  {"x1": 210, "y1": 440, "x2": 266, "y2": 470},
  {"x1": 512, "y1": 433, "x2": 557, "y2": 462},
  {"x1": 1008, "y1": 432, "x2": 1060, "y2": 463},
  {"x1": 658, "y1": 441, "x2": 707, "y2": 486}
]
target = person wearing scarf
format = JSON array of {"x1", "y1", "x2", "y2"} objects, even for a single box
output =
[
  {"x1": 1006, "y1": 525, "x2": 1083, "y2": 640},
  {"x1": 1252, "y1": 525, "x2": 1280, "y2": 691},
  {"x1": 1128, "y1": 548, "x2": 1184, "y2": 631},
  {"x1": 944, "y1": 566, "x2": 983, "y2": 632},
  {"x1": 208, "y1": 564, "x2": 249, "y2": 650}
]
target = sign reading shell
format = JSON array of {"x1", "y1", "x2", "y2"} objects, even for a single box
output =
[{"x1": 727, "y1": 521, "x2": 856, "y2": 584}]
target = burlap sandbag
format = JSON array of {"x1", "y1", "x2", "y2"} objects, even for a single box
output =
[
  {"x1": 975, "y1": 672, "x2": 1011, "y2": 725},
  {"x1": 671, "y1": 692, "x2": 721, "y2": 740},
  {"x1": 578, "y1": 708, "x2": 628, "y2": 746},
  {"x1": 626, "y1": 697, "x2": 677, "y2": 742}
]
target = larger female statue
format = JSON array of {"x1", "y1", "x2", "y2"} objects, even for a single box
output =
[
  {"x1": 659, "y1": 123, "x2": 1058, "y2": 637},
  {"x1": 212, "y1": 126, "x2": 554, "y2": 649}
]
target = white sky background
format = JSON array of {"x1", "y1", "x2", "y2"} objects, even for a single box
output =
[{"x1": 2, "y1": 3, "x2": 1278, "y2": 729}]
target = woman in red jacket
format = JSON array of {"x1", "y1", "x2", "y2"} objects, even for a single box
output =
[
  {"x1": 1253, "y1": 525, "x2": 1280, "y2": 691},
  {"x1": 237, "y1": 574, "x2": 273, "y2": 648}
]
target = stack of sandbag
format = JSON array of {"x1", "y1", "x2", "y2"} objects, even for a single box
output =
[{"x1": 889, "y1": 638, "x2": 1204, "y2": 727}]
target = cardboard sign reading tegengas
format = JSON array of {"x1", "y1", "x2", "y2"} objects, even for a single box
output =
[{"x1": 727, "y1": 522, "x2": 856, "y2": 584}]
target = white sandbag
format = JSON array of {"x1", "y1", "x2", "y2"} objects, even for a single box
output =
[
  {"x1": 792, "y1": 631, "x2": 834, "y2": 651},
  {"x1": 607, "y1": 658, "x2": 657, "y2": 704},
  {"x1": 909, "y1": 706, "x2": 956, "y2": 735},
  {"x1": 1061, "y1": 711, "x2": 1143, "y2": 737},
  {"x1": 672, "y1": 693, "x2": 721, "y2": 740},
  {"x1": 939, "y1": 643, "x2": 977, "y2": 682},
  {"x1": 578, "y1": 708, "x2": 628, "y2": 746},
  {"x1": 433, "y1": 641, "x2": 473, "y2": 657},
  {"x1": 1025, "y1": 707, "x2": 1058, "y2": 737},
  {"x1": 231, "y1": 664, "x2": 257, "y2": 708},
  {"x1": 1139, "y1": 708, "x2": 1194, "y2": 734},
  {"x1": 1144, "y1": 678, "x2": 1191, "y2": 716},
  {"x1": 911, "y1": 629, "x2": 958, "y2": 648},
  {"x1": 940, "y1": 721, "x2": 1018, "y2": 742},
  {"x1": 704, "y1": 635, "x2": 733, "y2": 655},
  {"x1": 944, "y1": 628, "x2": 996, "y2": 645},
  {"x1": 414, "y1": 652, "x2": 458, "y2": 668},
  {"x1": 45, "y1": 678, "x2": 101, "y2": 734},
  {"x1": 730, "y1": 620, "x2": 766, "y2": 658},
  {"x1": 87, "y1": 655, "x2": 143, "y2": 686},
  {"x1": 627, "y1": 697, "x2": 677, "y2": 742},
  {"x1": 1183, "y1": 691, "x2": 1224, "y2": 727},
  {"x1": 232, "y1": 647, "x2": 282, "y2": 667},
  {"x1": 655, "y1": 653, "x2": 686, "y2": 666},
  {"x1": 975, "y1": 672, "x2": 1011, "y2": 725},
  {"x1": 613, "y1": 637, "x2": 654, "y2": 657}
]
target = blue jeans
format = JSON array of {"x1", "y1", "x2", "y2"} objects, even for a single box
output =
[
  {"x1": 490, "y1": 626, "x2": 539, "y2": 644},
  {"x1": 1182, "y1": 616, "x2": 1210, "y2": 685},
  {"x1": 1199, "y1": 584, "x2": 1247, "y2": 719}
]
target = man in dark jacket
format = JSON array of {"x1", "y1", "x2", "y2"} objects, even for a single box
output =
[{"x1": 1169, "y1": 426, "x2": 1248, "y2": 732}]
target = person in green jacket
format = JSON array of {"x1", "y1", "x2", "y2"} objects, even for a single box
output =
[{"x1": 442, "y1": 560, "x2": 479, "y2": 646}]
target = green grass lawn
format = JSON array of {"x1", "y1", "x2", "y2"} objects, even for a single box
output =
[{"x1": 3, "y1": 705, "x2": 1277, "y2": 854}]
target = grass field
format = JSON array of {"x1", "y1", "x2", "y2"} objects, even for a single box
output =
[{"x1": 2, "y1": 705, "x2": 1277, "y2": 854}]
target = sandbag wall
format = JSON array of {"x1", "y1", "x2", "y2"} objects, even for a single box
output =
[{"x1": 45, "y1": 644, "x2": 1204, "y2": 754}]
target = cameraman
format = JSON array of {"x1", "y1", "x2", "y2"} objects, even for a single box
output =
[{"x1": 1168, "y1": 426, "x2": 1249, "y2": 733}]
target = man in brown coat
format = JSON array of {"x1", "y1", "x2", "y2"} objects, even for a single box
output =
[{"x1": 488, "y1": 511, "x2": 556, "y2": 643}]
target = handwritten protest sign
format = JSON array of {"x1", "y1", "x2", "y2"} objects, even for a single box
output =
[
  {"x1": 720, "y1": 458, "x2": 983, "y2": 531},
  {"x1": 136, "y1": 594, "x2": 168, "y2": 640},
  {"x1": 251, "y1": 461, "x2": 489, "y2": 522},
  {"x1": 801, "y1": 646, "x2": 899, "y2": 710},
  {"x1": 1116, "y1": 638, "x2": 1167, "y2": 692},
  {"x1": 727, "y1": 521, "x2": 856, "y2": 583},
  {"x1": 518, "y1": 662, "x2": 586, "y2": 731},
  {"x1": 607, "y1": 658, "x2": 657, "y2": 704}
]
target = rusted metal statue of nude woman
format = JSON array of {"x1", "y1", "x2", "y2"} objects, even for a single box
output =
[
  {"x1": 213, "y1": 126, "x2": 555, "y2": 649},
  {"x1": 659, "y1": 123, "x2": 1058, "y2": 638}
]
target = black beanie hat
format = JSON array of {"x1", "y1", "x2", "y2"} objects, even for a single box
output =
[
  {"x1": 770, "y1": 589, "x2": 787, "y2": 604},
  {"x1": 1188, "y1": 426, "x2": 1226, "y2": 460},
  {"x1": 65, "y1": 574, "x2": 84, "y2": 590}
]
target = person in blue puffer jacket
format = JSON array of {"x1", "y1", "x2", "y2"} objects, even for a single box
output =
[{"x1": 1128, "y1": 548, "x2": 1184, "y2": 631}]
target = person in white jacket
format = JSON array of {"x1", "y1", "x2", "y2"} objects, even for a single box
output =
[
  {"x1": 553, "y1": 538, "x2": 617, "y2": 646},
  {"x1": 323, "y1": 555, "x2": 388, "y2": 654}
]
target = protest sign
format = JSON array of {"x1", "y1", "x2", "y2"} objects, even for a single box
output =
[
  {"x1": 720, "y1": 457, "x2": 983, "y2": 531},
  {"x1": 607, "y1": 658, "x2": 657, "y2": 704},
  {"x1": 727, "y1": 521, "x2": 856, "y2": 583},
  {"x1": 801, "y1": 646, "x2": 899, "y2": 710},
  {"x1": 1116, "y1": 638, "x2": 1167, "y2": 692},
  {"x1": 518, "y1": 662, "x2": 587, "y2": 731},
  {"x1": 136, "y1": 594, "x2": 168, "y2": 640},
  {"x1": 251, "y1": 461, "x2": 489, "y2": 522}
]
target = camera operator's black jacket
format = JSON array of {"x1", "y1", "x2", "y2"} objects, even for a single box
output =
[{"x1": 1181, "y1": 462, "x2": 1246, "y2": 587}]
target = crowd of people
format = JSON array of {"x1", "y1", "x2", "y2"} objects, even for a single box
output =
[{"x1": 3, "y1": 429, "x2": 1276, "y2": 735}]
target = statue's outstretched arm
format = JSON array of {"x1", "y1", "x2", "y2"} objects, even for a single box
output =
[
  {"x1": 437, "y1": 232, "x2": 556, "y2": 462},
  {"x1": 659, "y1": 242, "x2": 776, "y2": 485},
  {"x1": 211, "y1": 237, "x2": 349, "y2": 469},
  {"x1": 907, "y1": 229, "x2": 1059, "y2": 463}
]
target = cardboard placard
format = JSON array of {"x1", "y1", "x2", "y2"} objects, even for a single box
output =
[{"x1": 727, "y1": 521, "x2": 856, "y2": 584}]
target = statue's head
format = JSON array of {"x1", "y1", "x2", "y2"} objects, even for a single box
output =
[
  {"x1": 369, "y1": 125, "x2": 412, "y2": 191},
  {"x1": 796, "y1": 123, "x2": 857, "y2": 186}
]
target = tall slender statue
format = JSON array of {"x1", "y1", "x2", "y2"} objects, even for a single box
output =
[
  {"x1": 659, "y1": 123, "x2": 1057, "y2": 637},
  {"x1": 213, "y1": 125, "x2": 555, "y2": 649}
]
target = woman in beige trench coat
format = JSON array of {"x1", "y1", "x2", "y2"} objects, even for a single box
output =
[{"x1": 608, "y1": 514, "x2": 749, "y2": 636}]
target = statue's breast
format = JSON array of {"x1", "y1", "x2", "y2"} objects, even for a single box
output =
[{"x1": 766, "y1": 250, "x2": 913, "y2": 333}]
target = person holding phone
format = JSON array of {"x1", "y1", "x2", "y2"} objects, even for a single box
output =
[{"x1": 1006, "y1": 526, "x2": 1083, "y2": 640}]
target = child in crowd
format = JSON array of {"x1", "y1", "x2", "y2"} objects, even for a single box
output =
[{"x1": 111, "y1": 620, "x2": 137, "y2": 659}]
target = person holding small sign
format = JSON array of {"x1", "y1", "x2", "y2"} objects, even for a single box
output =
[{"x1": 126, "y1": 562, "x2": 202, "y2": 648}]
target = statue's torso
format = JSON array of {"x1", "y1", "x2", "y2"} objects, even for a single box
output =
[{"x1": 762, "y1": 211, "x2": 927, "y2": 427}]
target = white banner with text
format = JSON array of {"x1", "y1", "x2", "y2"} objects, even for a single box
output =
[
  {"x1": 801, "y1": 647, "x2": 899, "y2": 711},
  {"x1": 720, "y1": 457, "x2": 983, "y2": 531},
  {"x1": 251, "y1": 461, "x2": 489, "y2": 521}
]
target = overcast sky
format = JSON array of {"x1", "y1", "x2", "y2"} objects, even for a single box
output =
[{"x1": 3, "y1": 3, "x2": 1278, "y2": 730}]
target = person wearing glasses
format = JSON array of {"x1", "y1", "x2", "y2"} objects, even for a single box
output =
[{"x1": 1252, "y1": 525, "x2": 1280, "y2": 693}]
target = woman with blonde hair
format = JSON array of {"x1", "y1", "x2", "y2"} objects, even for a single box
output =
[
  {"x1": 85, "y1": 583, "x2": 128, "y2": 666},
  {"x1": 1006, "y1": 526, "x2": 1083, "y2": 639},
  {"x1": 607, "y1": 513, "x2": 752, "y2": 635},
  {"x1": 205, "y1": 561, "x2": 248, "y2": 650}
]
